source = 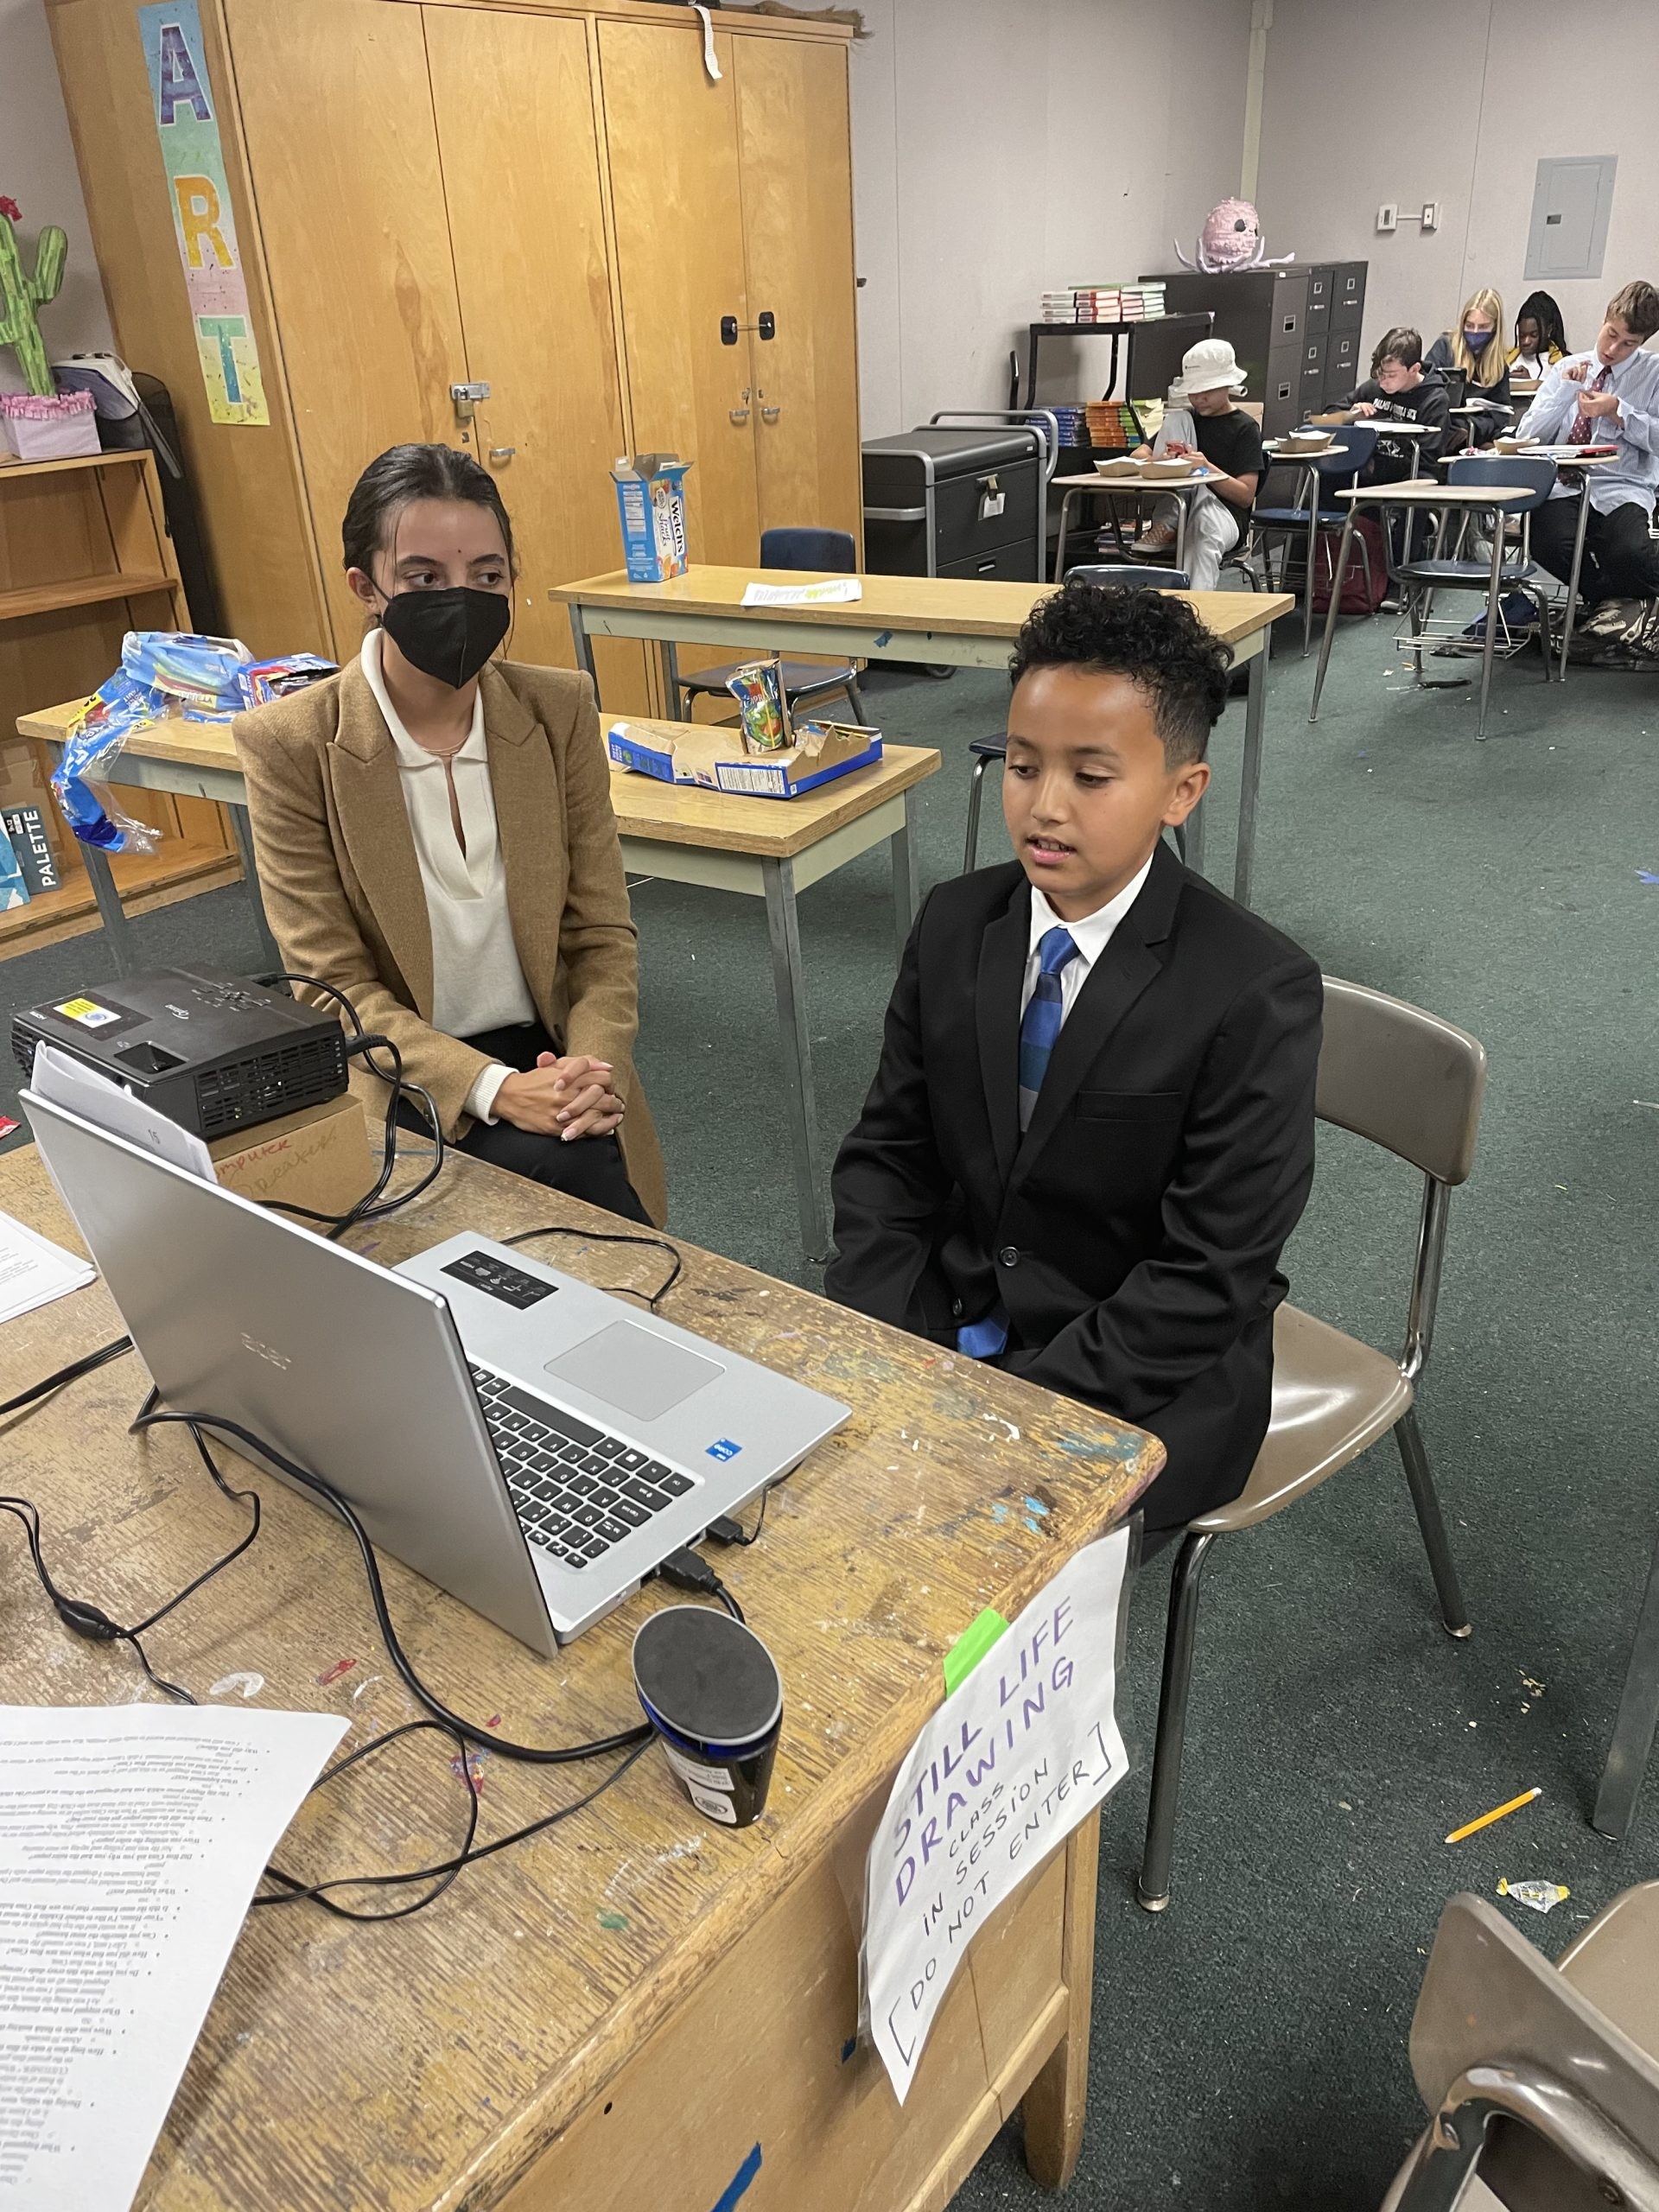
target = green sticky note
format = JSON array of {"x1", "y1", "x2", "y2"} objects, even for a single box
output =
[{"x1": 944, "y1": 1607, "x2": 1010, "y2": 1696}]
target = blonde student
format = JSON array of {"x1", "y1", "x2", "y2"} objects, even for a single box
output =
[
  {"x1": 1425, "y1": 287, "x2": 1513, "y2": 447},
  {"x1": 1127, "y1": 337, "x2": 1262, "y2": 589}
]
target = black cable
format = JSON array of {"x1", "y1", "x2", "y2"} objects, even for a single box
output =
[
  {"x1": 503, "y1": 1222, "x2": 683, "y2": 1312},
  {"x1": 133, "y1": 1408, "x2": 652, "y2": 1766},
  {"x1": 0, "y1": 1333, "x2": 132, "y2": 1420},
  {"x1": 707, "y1": 1491, "x2": 768, "y2": 1549},
  {"x1": 658, "y1": 1545, "x2": 746, "y2": 1624}
]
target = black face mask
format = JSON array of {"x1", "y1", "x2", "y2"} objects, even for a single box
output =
[{"x1": 379, "y1": 587, "x2": 510, "y2": 688}]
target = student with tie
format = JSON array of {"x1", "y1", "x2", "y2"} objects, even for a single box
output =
[
  {"x1": 824, "y1": 583, "x2": 1321, "y2": 1537},
  {"x1": 1516, "y1": 279, "x2": 1659, "y2": 604}
]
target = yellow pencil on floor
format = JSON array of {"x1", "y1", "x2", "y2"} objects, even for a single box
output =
[{"x1": 1445, "y1": 1786, "x2": 1541, "y2": 1845}]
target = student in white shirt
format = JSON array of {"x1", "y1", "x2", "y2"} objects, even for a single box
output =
[
  {"x1": 1518, "y1": 280, "x2": 1659, "y2": 605},
  {"x1": 237, "y1": 445, "x2": 665, "y2": 1223}
]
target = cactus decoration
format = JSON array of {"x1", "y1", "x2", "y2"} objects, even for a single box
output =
[{"x1": 0, "y1": 197, "x2": 68, "y2": 397}]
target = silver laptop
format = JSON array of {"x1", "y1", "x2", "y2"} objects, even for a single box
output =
[{"x1": 22, "y1": 1091, "x2": 848, "y2": 1652}]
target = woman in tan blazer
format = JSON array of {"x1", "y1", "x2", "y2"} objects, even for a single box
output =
[{"x1": 234, "y1": 443, "x2": 665, "y2": 1224}]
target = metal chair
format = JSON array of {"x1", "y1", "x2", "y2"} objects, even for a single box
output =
[
  {"x1": 1250, "y1": 424, "x2": 1380, "y2": 656},
  {"x1": 1394, "y1": 455, "x2": 1555, "y2": 739},
  {"x1": 1381, "y1": 1885, "x2": 1659, "y2": 2211},
  {"x1": 1138, "y1": 977, "x2": 1485, "y2": 1912},
  {"x1": 675, "y1": 526, "x2": 867, "y2": 725},
  {"x1": 962, "y1": 567, "x2": 1190, "y2": 874}
]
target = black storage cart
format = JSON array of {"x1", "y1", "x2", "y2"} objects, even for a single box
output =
[{"x1": 861, "y1": 414, "x2": 1056, "y2": 582}]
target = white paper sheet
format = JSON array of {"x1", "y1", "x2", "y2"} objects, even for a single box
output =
[
  {"x1": 29, "y1": 1044, "x2": 215, "y2": 1181},
  {"x1": 740, "y1": 577, "x2": 863, "y2": 607},
  {"x1": 0, "y1": 1211, "x2": 94, "y2": 1325},
  {"x1": 862, "y1": 1526, "x2": 1133, "y2": 2102},
  {"x1": 0, "y1": 1703, "x2": 347, "y2": 2212}
]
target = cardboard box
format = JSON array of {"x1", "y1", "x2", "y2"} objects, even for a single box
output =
[
  {"x1": 607, "y1": 716, "x2": 883, "y2": 798},
  {"x1": 611, "y1": 454, "x2": 691, "y2": 582},
  {"x1": 208, "y1": 1091, "x2": 374, "y2": 1222}
]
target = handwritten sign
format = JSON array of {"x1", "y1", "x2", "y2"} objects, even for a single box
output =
[
  {"x1": 138, "y1": 1, "x2": 270, "y2": 427},
  {"x1": 861, "y1": 1526, "x2": 1133, "y2": 2101}
]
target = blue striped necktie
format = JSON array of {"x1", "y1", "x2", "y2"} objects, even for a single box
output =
[
  {"x1": 1019, "y1": 926, "x2": 1080, "y2": 1131},
  {"x1": 958, "y1": 925, "x2": 1080, "y2": 1361}
]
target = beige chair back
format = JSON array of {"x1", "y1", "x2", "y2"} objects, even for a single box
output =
[{"x1": 1318, "y1": 977, "x2": 1487, "y2": 1186}]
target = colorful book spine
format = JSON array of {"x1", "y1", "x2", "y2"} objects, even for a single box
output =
[{"x1": 0, "y1": 819, "x2": 29, "y2": 909}]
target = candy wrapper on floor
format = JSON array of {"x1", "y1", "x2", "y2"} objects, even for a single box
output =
[{"x1": 53, "y1": 632, "x2": 334, "y2": 853}]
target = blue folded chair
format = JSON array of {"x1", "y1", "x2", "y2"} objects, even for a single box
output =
[
  {"x1": 675, "y1": 526, "x2": 866, "y2": 725},
  {"x1": 1252, "y1": 423, "x2": 1380, "y2": 657}
]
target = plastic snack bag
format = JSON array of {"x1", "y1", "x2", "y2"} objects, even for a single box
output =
[
  {"x1": 1497, "y1": 1878, "x2": 1570, "y2": 1915},
  {"x1": 724, "y1": 657, "x2": 791, "y2": 754}
]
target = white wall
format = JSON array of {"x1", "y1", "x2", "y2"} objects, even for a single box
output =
[
  {"x1": 850, "y1": 0, "x2": 1255, "y2": 436},
  {"x1": 1255, "y1": 0, "x2": 1659, "y2": 366},
  {"x1": 0, "y1": 0, "x2": 113, "y2": 391}
]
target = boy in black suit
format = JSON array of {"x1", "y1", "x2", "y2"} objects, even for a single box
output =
[{"x1": 825, "y1": 584, "x2": 1321, "y2": 1535}]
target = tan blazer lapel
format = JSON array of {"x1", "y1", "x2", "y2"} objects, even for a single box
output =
[
  {"x1": 480, "y1": 664, "x2": 568, "y2": 1022},
  {"x1": 327, "y1": 659, "x2": 435, "y2": 1018}
]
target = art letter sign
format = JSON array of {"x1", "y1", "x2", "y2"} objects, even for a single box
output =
[
  {"x1": 138, "y1": 1, "x2": 270, "y2": 426},
  {"x1": 862, "y1": 1525, "x2": 1134, "y2": 2101}
]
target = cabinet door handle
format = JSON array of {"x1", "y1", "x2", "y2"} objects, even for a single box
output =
[
  {"x1": 730, "y1": 388, "x2": 752, "y2": 425},
  {"x1": 489, "y1": 446, "x2": 516, "y2": 462},
  {"x1": 761, "y1": 404, "x2": 780, "y2": 423}
]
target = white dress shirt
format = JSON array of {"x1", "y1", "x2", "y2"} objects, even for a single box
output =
[
  {"x1": 1517, "y1": 346, "x2": 1659, "y2": 513},
  {"x1": 1021, "y1": 855, "x2": 1154, "y2": 1026},
  {"x1": 360, "y1": 631, "x2": 535, "y2": 1123}
]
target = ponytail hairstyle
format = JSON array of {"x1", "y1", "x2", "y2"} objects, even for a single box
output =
[
  {"x1": 341, "y1": 443, "x2": 517, "y2": 621},
  {"x1": 1447, "y1": 287, "x2": 1506, "y2": 387}
]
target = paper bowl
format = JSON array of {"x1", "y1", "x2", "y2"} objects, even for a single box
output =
[
  {"x1": 1094, "y1": 455, "x2": 1139, "y2": 478},
  {"x1": 1284, "y1": 429, "x2": 1332, "y2": 451},
  {"x1": 1495, "y1": 435, "x2": 1539, "y2": 453},
  {"x1": 1145, "y1": 457, "x2": 1200, "y2": 480}
]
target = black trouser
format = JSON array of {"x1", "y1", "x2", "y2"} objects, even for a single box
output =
[
  {"x1": 1531, "y1": 494, "x2": 1659, "y2": 604},
  {"x1": 405, "y1": 1020, "x2": 649, "y2": 1223}
]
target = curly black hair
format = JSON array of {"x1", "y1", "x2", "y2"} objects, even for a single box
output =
[{"x1": 1007, "y1": 580, "x2": 1232, "y2": 766}]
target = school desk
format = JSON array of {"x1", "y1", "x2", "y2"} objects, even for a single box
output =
[
  {"x1": 1048, "y1": 465, "x2": 1225, "y2": 582},
  {"x1": 0, "y1": 1140, "x2": 1163, "y2": 2212},
  {"x1": 1307, "y1": 475, "x2": 1598, "y2": 725},
  {"x1": 551, "y1": 568, "x2": 1294, "y2": 911},
  {"x1": 15, "y1": 699, "x2": 933, "y2": 1266}
]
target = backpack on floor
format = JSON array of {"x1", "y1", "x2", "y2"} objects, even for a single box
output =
[{"x1": 1311, "y1": 515, "x2": 1388, "y2": 616}]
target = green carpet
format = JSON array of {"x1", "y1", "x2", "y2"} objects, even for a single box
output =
[{"x1": 3, "y1": 603, "x2": 1657, "y2": 2208}]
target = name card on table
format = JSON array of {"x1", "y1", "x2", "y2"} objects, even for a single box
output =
[{"x1": 861, "y1": 1525, "x2": 1133, "y2": 2102}]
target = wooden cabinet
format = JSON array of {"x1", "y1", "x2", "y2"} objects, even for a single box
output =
[{"x1": 44, "y1": 0, "x2": 862, "y2": 717}]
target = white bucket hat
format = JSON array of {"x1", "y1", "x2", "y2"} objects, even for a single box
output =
[{"x1": 1170, "y1": 336, "x2": 1248, "y2": 400}]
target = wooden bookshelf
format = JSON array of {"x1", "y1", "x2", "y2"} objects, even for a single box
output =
[{"x1": 0, "y1": 449, "x2": 238, "y2": 957}]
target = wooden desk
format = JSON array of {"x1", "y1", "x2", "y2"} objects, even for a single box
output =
[
  {"x1": 16, "y1": 700, "x2": 936, "y2": 1263},
  {"x1": 551, "y1": 568, "x2": 1294, "y2": 911},
  {"x1": 1049, "y1": 467, "x2": 1224, "y2": 582},
  {"x1": 610, "y1": 737, "x2": 939, "y2": 1259},
  {"x1": 0, "y1": 1142, "x2": 1161, "y2": 2212}
]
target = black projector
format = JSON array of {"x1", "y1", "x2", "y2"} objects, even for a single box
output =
[{"x1": 11, "y1": 967, "x2": 349, "y2": 1141}]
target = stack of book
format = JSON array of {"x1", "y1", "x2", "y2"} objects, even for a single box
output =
[
  {"x1": 0, "y1": 804, "x2": 63, "y2": 909},
  {"x1": 1040, "y1": 282, "x2": 1166, "y2": 325},
  {"x1": 1084, "y1": 401, "x2": 1141, "y2": 451},
  {"x1": 1049, "y1": 404, "x2": 1091, "y2": 449}
]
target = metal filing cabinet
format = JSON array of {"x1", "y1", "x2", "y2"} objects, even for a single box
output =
[
  {"x1": 861, "y1": 426, "x2": 1045, "y2": 581},
  {"x1": 1143, "y1": 262, "x2": 1367, "y2": 431}
]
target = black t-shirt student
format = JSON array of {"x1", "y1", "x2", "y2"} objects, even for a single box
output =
[
  {"x1": 1189, "y1": 407, "x2": 1265, "y2": 514},
  {"x1": 1342, "y1": 371, "x2": 1450, "y2": 482}
]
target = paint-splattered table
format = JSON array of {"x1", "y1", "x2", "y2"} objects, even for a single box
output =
[{"x1": 0, "y1": 1142, "x2": 1160, "y2": 2212}]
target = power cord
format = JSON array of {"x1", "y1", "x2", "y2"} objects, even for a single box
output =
[
  {"x1": 0, "y1": 1333, "x2": 132, "y2": 1419},
  {"x1": 503, "y1": 1222, "x2": 682, "y2": 1311}
]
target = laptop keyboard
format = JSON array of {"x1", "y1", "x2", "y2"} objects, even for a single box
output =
[{"x1": 470, "y1": 1365, "x2": 695, "y2": 1573}]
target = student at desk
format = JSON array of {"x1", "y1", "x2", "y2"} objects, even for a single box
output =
[
  {"x1": 1425, "y1": 287, "x2": 1512, "y2": 448},
  {"x1": 1126, "y1": 338, "x2": 1262, "y2": 589},
  {"x1": 1516, "y1": 279, "x2": 1659, "y2": 605},
  {"x1": 1510, "y1": 291, "x2": 1568, "y2": 383},
  {"x1": 1342, "y1": 327, "x2": 1451, "y2": 481},
  {"x1": 236, "y1": 443, "x2": 665, "y2": 1223},
  {"x1": 825, "y1": 584, "x2": 1321, "y2": 1536}
]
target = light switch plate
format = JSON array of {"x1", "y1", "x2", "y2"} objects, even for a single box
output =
[
  {"x1": 1376, "y1": 202, "x2": 1398, "y2": 233},
  {"x1": 1421, "y1": 200, "x2": 1441, "y2": 232}
]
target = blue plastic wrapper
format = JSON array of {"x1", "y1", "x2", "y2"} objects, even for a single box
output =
[{"x1": 52, "y1": 632, "x2": 334, "y2": 854}]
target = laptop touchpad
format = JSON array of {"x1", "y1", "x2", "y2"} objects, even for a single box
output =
[{"x1": 545, "y1": 1321, "x2": 724, "y2": 1422}]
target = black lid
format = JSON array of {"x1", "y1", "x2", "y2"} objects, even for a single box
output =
[{"x1": 632, "y1": 1605, "x2": 782, "y2": 1745}]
